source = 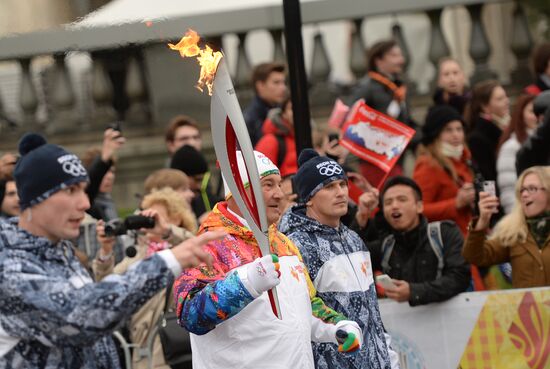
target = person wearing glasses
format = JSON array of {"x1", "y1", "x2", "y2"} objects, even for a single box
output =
[{"x1": 463, "y1": 166, "x2": 550, "y2": 288}]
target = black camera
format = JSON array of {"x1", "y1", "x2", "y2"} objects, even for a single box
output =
[
  {"x1": 104, "y1": 215, "x2": 155, "y2": 237},
  {"x1": 328, "y1": 133, "x2": 339, "y2": 143},
  {"x1": 107, "y1": 121, "x2": 123, "y2": 134}
]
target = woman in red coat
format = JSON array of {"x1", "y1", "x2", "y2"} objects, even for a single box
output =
[
  {"x1": 413, "y1": 105, "x2": 476, "y2": 236},
  {"x1": 254, "y1": 98, "x2": 297, "y2": 178}
]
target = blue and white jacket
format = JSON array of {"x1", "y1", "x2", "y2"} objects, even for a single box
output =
[
  {"x1": 0, "y1": 218, "x2": 176, "y2": 369},
  {"x1": 279, "y1": 205, "x2": 399, "y2": 369}
]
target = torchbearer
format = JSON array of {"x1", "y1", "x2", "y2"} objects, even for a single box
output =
[
  {"x1": 211, "y1": 58, "x2": 282, "y2": 319},
  {"x1": 170, "y1": 30, "x2": 364, "y2": 369}
]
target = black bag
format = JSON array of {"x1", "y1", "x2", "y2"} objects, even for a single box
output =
[{"x1": 158, "y1": 279, "x2": 193, "y2": 369}]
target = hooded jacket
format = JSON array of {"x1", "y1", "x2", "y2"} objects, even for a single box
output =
[
  {"x1": 254, "y1": 107, "x2": 297, "y2": 177},
  {"x1": 173, "y1": 202, "x2": 348, "y2": 369},
  {"x1": 279, "y1": 205, "x2": 396, "y2": 369},
  {"x1": 0, "y1": 218, "x2": 176, "y2": 368}
]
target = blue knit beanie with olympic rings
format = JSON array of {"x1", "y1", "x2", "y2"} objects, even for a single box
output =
[
  {"x1": 294, "y1": 149, "x2": 347, "y2": 203},
  {"x1": 14, "y1": 133, "x2": 89, "y2": 210}
]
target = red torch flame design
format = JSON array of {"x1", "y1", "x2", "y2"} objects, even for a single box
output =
[{"x1": 508, "y1": 292, "x2": 550, "y2": 369}]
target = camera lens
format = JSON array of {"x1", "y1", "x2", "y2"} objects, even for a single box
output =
[{"x1": 126, "y1": 246, "x2": 137, "y2": 258}]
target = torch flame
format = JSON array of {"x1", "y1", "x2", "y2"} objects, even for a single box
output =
[{"x1": 168, "y1": 29, "x2": 223, "y2": 95}]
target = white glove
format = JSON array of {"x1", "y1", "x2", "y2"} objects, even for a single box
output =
[
  {"x1": 239, "y1": 254, "x2": 281, "y2": 298},
  {"x1": 335, "y1": 320, "x2": 363, "y2": 353}
]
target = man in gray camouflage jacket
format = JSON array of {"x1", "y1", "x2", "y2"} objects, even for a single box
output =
[
  {"x1": 279, "y1": 149, "x2": 400, "y2": 369},
  {"x1": 0, "y1": 133, "x2": 222, "y2": 368}
]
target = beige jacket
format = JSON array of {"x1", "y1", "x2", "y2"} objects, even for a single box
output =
[
  {"x1": 463, "y1": 228, "x2": 550, "y2": 288},
  {"x1": 93, "y1": 225, "x2": 192, "y2": 369}
]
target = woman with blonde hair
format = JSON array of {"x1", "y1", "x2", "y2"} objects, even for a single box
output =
[
  {"x1": 93, "y1": 187, "x2": 197, "y2": 369},
  {"x1": 463, "y1": 166, "x2": 550, "y2": 288},
  {"x1": 433, "y1": 57, "x2": 470, "y2": 115},
  {"x1": 144, "y1": 168, "x2": 195, "y2": 206},
  {"x1": 142, "y1": 187, "x2": 197, "y2": 237}
]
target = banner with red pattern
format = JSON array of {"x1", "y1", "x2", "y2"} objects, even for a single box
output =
[{"x1": 378, "y1": 288, "x2": 550, "y2": 369}]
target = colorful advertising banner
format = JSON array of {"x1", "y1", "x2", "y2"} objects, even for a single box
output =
[{"x1": 378, "y1": 288, "x2": 550, "y2": 369}]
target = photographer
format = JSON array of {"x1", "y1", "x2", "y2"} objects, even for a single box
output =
[
  {"x1": 74, "y1": 126, "x2": 125, "y2": 263},
  {"x1": 86, "y1": 127, "x2": 125, "y2": 204},
  {"x1": 0, "y1": 134, "x2": 223, "y2": 368},
  {"x1": 92, "y1": 188, "x2": 196, "y2": 368},
  {"x1": 463, "y1": 166, "x2": 550, "y2": 288}
]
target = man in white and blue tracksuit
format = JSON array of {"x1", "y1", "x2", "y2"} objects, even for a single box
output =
[
  {"x1": 279, "y1": 149, "x2": 400, "y2": 369},
  {"x1": 0, "y1": 133, "x2": 218, "y2": 368}
]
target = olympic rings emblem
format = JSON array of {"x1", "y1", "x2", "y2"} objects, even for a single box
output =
[
  {"x1": 318, "y1": 164, "x2": 343, "y2": 176},
  {"x1": 256, "y1": 262, "x2": 267, "y2": 276},
  {"x1": 62, "y1": 160, "x2": 87, "y2": 177}
]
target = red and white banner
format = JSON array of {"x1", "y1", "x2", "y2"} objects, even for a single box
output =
[{"x1": 340, "y1": 103, "x2": 415, "y2": 173}]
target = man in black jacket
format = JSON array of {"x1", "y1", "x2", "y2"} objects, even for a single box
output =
[
  {"x1": 368, "y1": 176, "x2": 470, "y2": 306},
  {"x1": 243, "y1": 62, "x2": 287, "y2": 146}
]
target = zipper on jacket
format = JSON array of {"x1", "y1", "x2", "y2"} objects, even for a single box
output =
[{"x1": 337, "y1": 229, "x2": 365, "y2": 292}]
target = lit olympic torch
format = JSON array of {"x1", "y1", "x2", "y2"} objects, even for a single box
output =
[{"x1": 169, "y1": 30, "x2": 282, "y2": 320}]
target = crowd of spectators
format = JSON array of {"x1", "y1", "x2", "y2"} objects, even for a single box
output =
[{"x1": 1, "y1": 37, "x2": 550, "y2": 369}]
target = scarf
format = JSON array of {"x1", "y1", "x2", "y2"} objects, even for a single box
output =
[
  {"x1": 368, "y1": 71, "x2": 407, "y2": 102},
  {"x1": 440, "y1": 142, "x2": 464, "y2": 159},
  {"x1": 526, "y1": 211, "x2": 550, "y2": 249},
  {"x1": 146, "y1": 240, "x2": 170, "y2": 257},
  {"x1": 200, "y1": 202, "x2": 299, "y2": 258},
  {"x1": 266, "y1": 107, "x2": 292, "y2": 136}
]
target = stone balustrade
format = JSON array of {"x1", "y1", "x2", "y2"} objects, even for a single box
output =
[{"x1": 0, "y1": 0, "x2": 542, "y2": 208}]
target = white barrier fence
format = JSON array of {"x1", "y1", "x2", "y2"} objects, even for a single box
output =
[{"x1": 378, "y1": 287, "x2": 550, "y2": 369}]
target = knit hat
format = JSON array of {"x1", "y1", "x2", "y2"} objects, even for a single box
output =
[
  {"x1": 14, "y1": 133, "x2": 89, "y2": 210},
  {"x1": 294, "y1": 149, "x2": 346, "y2": 202},
  {"x1": 223, "y1": 150, "x2": 280, "y2": 198},
  {"x1": 422, "y1": 105, "x2": 464, "y2": 145},
  {"x1": 170, "y1": 144, "x2": 208, "y2": 176}
]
